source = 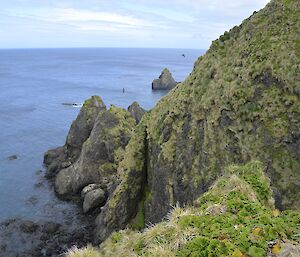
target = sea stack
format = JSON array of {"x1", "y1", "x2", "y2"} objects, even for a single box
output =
[{"x1": 152, "y1": 68, "x2": 178, "y2": 90}]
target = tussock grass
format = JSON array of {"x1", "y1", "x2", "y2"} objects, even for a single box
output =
[{"x1": 68, "y1": 161, "x2": 300, "y2": 257}]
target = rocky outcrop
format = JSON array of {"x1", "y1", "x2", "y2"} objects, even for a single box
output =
[
  {"x1": 127, "y1": 101, "x2": 146, "y2": 124},
  {"x1": 94, "y1": 0, "x2": 300, "y2": 244},
  {"x1": 54, "y1": 105, "x2": 136, "y2": 196},
  {"x1": 44, "y1": 97, "x2": 148, "y2": 218},
  {"x1": 152, "y1": 68, "x2": 178, "y2": 90},
  {"x1": 44, "y1": 96, "x2": 106, "y2": 178}
]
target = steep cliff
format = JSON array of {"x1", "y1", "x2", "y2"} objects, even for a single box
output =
[
  {"x1": 94, "y1": 0, "x2": 300, "y2": 244},
  {"x1": 69, "y1": 162, "x2": 300, "y2": 257}
]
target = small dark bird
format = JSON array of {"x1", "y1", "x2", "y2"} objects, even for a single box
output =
[
  {"x1": 182, "y1": 54, "x2": 186, "y2": 58},
  {"x1": 122, "y1": 88, "x2": 125, "y2": 93}
]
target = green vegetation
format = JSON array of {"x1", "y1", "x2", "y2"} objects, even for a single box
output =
[
  {"x1": 67, "y1": 0, "x2": 300, "y2": 255},
  {"x1": 68, "y1": 162, "x2": 300, "y2": 257}
]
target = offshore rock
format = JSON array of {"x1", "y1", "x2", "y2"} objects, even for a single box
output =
[{"x1": 152, "y1": 68, "x2": 178, "y2": 90}]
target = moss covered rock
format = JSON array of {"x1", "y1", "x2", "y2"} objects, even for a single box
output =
[
  {"x1": 94, "y1": 0, "x2": 300, "y2": 244},
  {"x1": 55, "y1": 105, "x2": 136, "y2": 196},
  {"x1": 44, "y1": 96, "x2": 106, "y2": 177}
]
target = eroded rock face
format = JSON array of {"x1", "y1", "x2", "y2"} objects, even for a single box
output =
[
  {"x1": 94, "y1": 0, "x2": 300, "y2": 244},
  {"x1": 55, "y1": 105, "x2": 136, "y2": 196},
  {"x1": 152, "y1": 68, "x2": 178, "y2": 90},
  {"x1": 44, "y1": 96, "x2": 106, "y2": 178}
]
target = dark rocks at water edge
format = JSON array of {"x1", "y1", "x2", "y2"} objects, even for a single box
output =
[
  {"x1": 152, "y1": 68, "x2": 178, "y2": 90},
  {"x1": 0, "y1": 218, "x2": 93, "y2": 257}
]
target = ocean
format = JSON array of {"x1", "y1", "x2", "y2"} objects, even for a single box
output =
[{"x1": 0, "y1": 48, "x2": 203, "y2": 222}]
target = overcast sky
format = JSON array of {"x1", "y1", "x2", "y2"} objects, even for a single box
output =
[{"x1": 0, "y1": 0, "x2": 270, "y2": 49}]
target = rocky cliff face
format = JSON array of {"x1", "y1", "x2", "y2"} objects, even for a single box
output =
[
  {"x1": 44, "y1": 96, "x2": 106, "y2": 178},
  {"x1": 44, "y1": 97, "x2": 145, "y2": 214},
  {"x1": 85, "y1": 162, "x2": 300, "y2": 257},
  {"x1": 55, "y1": 105, "x2": 136, "y2": 196},
  {"x1": 94, "y1": 0, "x2": 300, "y2": 244}
]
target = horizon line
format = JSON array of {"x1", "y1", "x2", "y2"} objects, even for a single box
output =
[{"x1": 0, "y1": 46, "x2": 206, "y2": 51}]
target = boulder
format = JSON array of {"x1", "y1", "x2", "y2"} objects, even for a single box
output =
[
  {"x1": 41, "y1": 222, "x2": 61, "y2": 234},
  {"x1": 83, "y1": 188, "x2": 106, "y2": 213},
  {"x1": 152, "y1": 68, "x2": 178, "y2": 90},
  {"x1": 127, "y1": 102, "x2": 146, "y2": 124},
  {"x1": 81, "y1": 184, "x2": 103, "y2": 198}
]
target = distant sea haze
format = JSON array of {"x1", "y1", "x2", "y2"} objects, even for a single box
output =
[{"x1": 0, "y1": 47, "x2": 204, "y2": 221}]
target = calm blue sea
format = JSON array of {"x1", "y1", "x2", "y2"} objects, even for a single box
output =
[{"x1": 0, "y1": 48, "x2": 203, "y2": 222}]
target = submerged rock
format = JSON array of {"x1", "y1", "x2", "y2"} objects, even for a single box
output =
[
  {"x1": 7, "y1": 155, "x2": 18, "y2": 161},
  {"x1": 152, "y1": 68, "x2": 178, "y2": 90},
  {"x1": 20, "y1": 220, "x2": 39, "y2": 234},
  {"x1": 0, "y1": 217, "x2": 93, "y2": 257}
]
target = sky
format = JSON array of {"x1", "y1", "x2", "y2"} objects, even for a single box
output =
[{"x1": 0, "y1": 0, "x2": 270, "y2": 49}]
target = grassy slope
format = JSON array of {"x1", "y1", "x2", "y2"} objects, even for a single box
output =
[
  {"x1": 144, "y1": 0, "x2": 300, "y2": 209},
  {"x1": 68, "y1": 162, "x2": 300, "y2": 256}
]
